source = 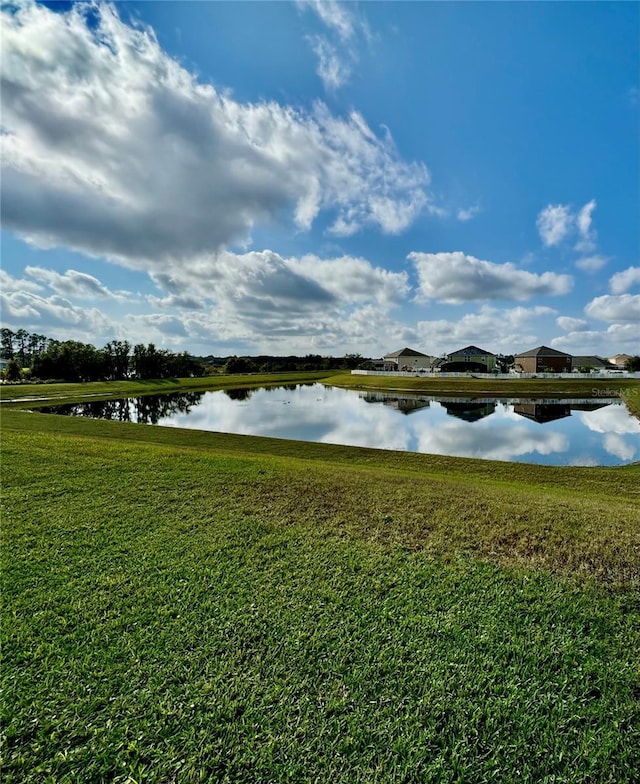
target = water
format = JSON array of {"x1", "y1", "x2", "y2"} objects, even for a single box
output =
[{"x1": 39, "y1": 383, "x2": 640, "y2": 466}]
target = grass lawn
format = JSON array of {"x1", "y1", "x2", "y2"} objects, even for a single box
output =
[
  {"x1": 2, "y1": 377, "x2": 639, "y2": 783},
  {"x1": 325, "y1": 371, "x2": 640, "y2": 400}
]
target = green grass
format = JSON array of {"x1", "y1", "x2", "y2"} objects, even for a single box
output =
[
  {"x1": 325, "y1": 371, "x2": 640, "y2": 399},
  {"x1": 0, "y1": 370, "x2": 334, "y2": 407},
  {"x1": 2, "y1": 378, "x2": 640, "y2": 782}
]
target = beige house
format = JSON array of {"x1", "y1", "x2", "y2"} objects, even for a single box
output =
[{"x1": 383, "y1": 347, "x2": 432, "y2": 371}]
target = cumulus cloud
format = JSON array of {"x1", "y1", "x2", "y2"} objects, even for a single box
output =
[
  {"x1": 575, "y1": 255, "x2": 607, "y2": 273},
  {"x1": 146, "y1": 294, "x2": 207, "y2": 311},
  {"x1": 0, "y1": 268, "x2": 43, "y2": 294},
  {"x1": 416, "y1": 305, "x2": 556, "y2": 355},
  {"x1": 537, "y1": 204, "x2": 574, "y2": 247},
  {"x1": 25, "y1": 266, "x2": 124, "y2": 299},
  {"x1": 536, "y1": 199, "x2": 597, "y2": 250},
  {"x1": 603, "y1": 433, "x2": 636, "y2": 462},
  {"x1": 551, "y1": 324, "x2": 640, "y2": 354},
  {"x1": 411, "y1": 251, "x2": 573, "y2": 304},
  {"x1": 556, "y1": 316, "x2": 588, "y2": 331},
  {"x1": 0, "y1": 289, "x2": 112, "y2": 336},
  {"x1": 1, "y1": 1, "x2": 430, "y2": 271},
  {"x1": 610, "y1": 266, "x2": 640, "y2": 295},
  {"x1": 138, "y1": 248, "x2": 410, "y2": 354},
  {"x1": 584, "y1": 294, "x2": 640, "y2": 323}
]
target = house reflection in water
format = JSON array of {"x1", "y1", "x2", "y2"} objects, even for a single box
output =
[
  {"x1": 513, "y1": 402, "x2": 572, "y2": 423},
  {"x1": 361, "y1": 393, "x2": 430, "y2": 415},
  {"x1": 513, "y1": 400, "x2": 611, "y2": 424},
  {"x1": 441, "y1": 401, "x2": 496, "y2": 422}
]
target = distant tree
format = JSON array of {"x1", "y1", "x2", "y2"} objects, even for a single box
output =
[
  {"x1": 1, "y1": 328, "x2": 15, "y2": 360},
  {"x1": 224, "y1": 356, "x2": 256, "y2": 374},
  {"x1": 4, "y1": 358, "x2": 22, "y2": 382},
  {"x1": 495, "y1": 354, "x2": 514, "y2": 373},
  {"x1": 624, "y1": 356, "x2": 640, "y2": 372},
  {"x1": 104, "y1": 340, "x2": 131, "y2": 380},
  {"x1": 14, "y1": 329, "x2": 29, "y2": 367}
]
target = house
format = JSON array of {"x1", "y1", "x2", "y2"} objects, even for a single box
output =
[
  {"x1": 571, "y1": 355, "x2": 617, "y2": 372},
  {"x1": 609, "y1": 354, "x2": 632, "y2": 368},
  {"x1": 514, "y1": 346, "x2": 572, "y2": 373},
  {"x1": 383, "y1": 347, "x2": 432, "y2": 371},
  {"x1": 441, "y1": 345, "x2": 496, "y2": 373},
  {"x1": 513, "y1": 402, "x2": 571, "y2": 423}
]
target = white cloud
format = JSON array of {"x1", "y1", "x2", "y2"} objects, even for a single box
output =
[
  {"x1": 146, "y1": 294, "x2": 207, "y2": 311},
  {"x1": 575, "y1": 199, "x2": 597, "y2": 252},
  {"x1": 138, "y1": 248, "x2": 411, "y2": 355},
  {"x1": 25, "y1": 266, "x2": 124, "y2": 299},
  {"x1": 289, "y1": 253, "x2": 408, "y2": 305},
  {"x1": 579, "y1": 405, "x2": 640, "y2": 435},
  {"x1": 551, "y1": 324, "x2": 640, "y2": 354},
  {"x1": 584, "y1": 294, "x2": 640, "y2": 323},
  {"x1": 603, "y1": 433, "x2": 636, "y2": 462},
  {"x1": 457, "y1": 206, "x2": 481, "y2": 222},
  {"x1": 0, "y1": 1, "x2": 430, "y2": 271},
  {"x1": 297, "y1": 0, "x2": 356, "y2": 41},
  {"x1": 309, "y1": 37, "x2": 351, "y2": 90},
  {"x1": 297, "y1": 1, "x2": 372, "y2": 92},
  {"x1": 0, "y1": 268, "x2": 43, "y2": 294},
  {"x1": 575, "y1": 255, "x2": 608, "y2": 272},
  {"x1": 536, "y1": 200, "x2": 598, "y2": 251},
  {"x1": 411, "y1": 251, "x2": 573, "y2": 304},
  {"x1": 556, "y1": 316, "x2": 588, "y2": 332},
  {"x1": 610, "y1": 266, "x2": 640, "y2": 295},
  {"x1": 0, "y1": 290, "x2": 112, "y2": 337},
  {"x1": 537, "y1": 204, "x2": 573, "y2": 247},
  {"x1": 416, "y1": 305, "x2": 556, "y2": 356}
]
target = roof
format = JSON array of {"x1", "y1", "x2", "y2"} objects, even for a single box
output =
[
  {"x1": 383, "y1": 347, "x2": 430, "y2": 358},
  {"x1": 447, "y1": 345, "x2": 495, "y2": 357},
  {"x1": 514, "y1": 345, "x2": 572, "y2": 358},
  {"x1": 572, "y1": 355, "x2": 616, "y2": 368}
]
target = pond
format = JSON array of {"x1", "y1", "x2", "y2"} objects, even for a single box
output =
[{"x1": 39, "y1": 383, "x2": 640, "y2": 466}]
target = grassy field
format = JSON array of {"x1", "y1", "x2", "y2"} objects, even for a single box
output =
[
  {"x1": 0, "y1": 371, "x2": 333, "y2": 407},
  {"x1": 326, "y1": 371, "x2": 640, "y2": 399},
  {"x1": 2, "y1": 377, "x2": 640, "y2": 782}
]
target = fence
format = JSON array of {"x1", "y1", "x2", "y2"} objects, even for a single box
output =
[{"x1": 351, "y1": 370, "x2": 640, "y2": 380}]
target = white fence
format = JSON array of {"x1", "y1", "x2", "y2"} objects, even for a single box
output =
[{"x1": 351, "y1": 370, "x2": 640, "y2": 380}]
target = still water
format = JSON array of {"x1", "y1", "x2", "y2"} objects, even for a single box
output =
[{"x1": 40, "y1": 383, "x2": 640, "y2": 466}]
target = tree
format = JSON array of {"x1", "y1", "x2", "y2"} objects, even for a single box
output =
[
  {"x1": 1, "y1": 328, "x2": 15, "y2": 360},
  {"x1": 14, "y1": 329, "x2": 29, "y2": 367},
  {"x1": 624, "y1": 356, "x2": 640, "y2": 372},
  {"x1": 224, "y1": 356, "x2": 256, "y2": 374},
  {"x1": 104, "y1": 340, "x2": 131, "y2": 379},
  {"x1": 4, "y1": 358, "x2": 22, "y2": 382}
]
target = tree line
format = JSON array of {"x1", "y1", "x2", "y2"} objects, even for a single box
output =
[
  {"x1": 0, "y1": 329, "x2": 369, "y2": 382},
  {"x1": 1, "y1": 329, "x2": 205, "y2": 382}
]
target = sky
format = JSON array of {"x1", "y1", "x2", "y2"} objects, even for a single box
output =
[{"x1": 1, "y1": 0, "x2": 638, "y2": 359}]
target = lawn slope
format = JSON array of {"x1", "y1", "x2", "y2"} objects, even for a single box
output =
[{"x1": 2, "y1": 404, "x2": 639, "y2": 783}]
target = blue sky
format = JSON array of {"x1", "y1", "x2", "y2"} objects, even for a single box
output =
[{"x1": 1, "y1": 0, "x2": 638, "y2": 358}]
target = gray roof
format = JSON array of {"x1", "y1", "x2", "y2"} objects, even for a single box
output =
[
  {"x1": 448, "y1": 345, "x2": 495, "y2": 357},
  {"x1": 384, "y1": 347, "x2": 430, "y2": 358},
  {"x1": 514, "y1": 345, "x2": 572, "y2": 358},
  {"x1": 572, "y1": 355, "x2": 616, "y2": 368}
]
